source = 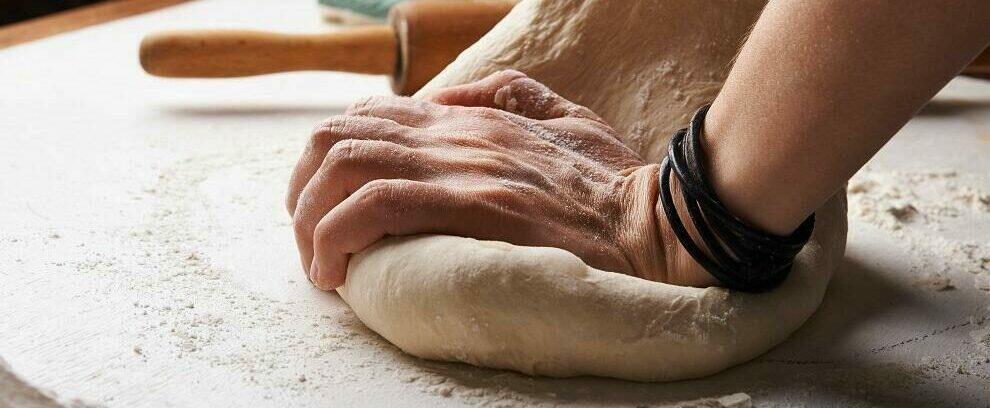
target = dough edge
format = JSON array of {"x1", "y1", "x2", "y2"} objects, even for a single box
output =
[{"x1": 338, "y1": 193, "x2": 846, "y2": 382}]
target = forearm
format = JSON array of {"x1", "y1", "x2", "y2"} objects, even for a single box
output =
[{"x1": 705, "y1": 0, "x2": 990, "y2": 235}]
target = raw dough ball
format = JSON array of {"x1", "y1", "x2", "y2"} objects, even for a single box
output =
[
  {"x1": 337, "y1": 0, "x2": 848, "y2": 381},
  {"x1": 338, "y1": 194, "x2": 844, "y2": 381}
]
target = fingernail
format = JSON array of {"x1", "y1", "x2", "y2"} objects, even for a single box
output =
[
  {"x1": 494, "y1": 87, "x2": 520, "y2": 113},
  {"x1": 493, "y1": 87, "x2": 509, "y2": 108}
]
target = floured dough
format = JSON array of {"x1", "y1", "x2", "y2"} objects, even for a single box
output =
[{"x1": 337, "y1": 0, "x2": 848, "y2": 381}]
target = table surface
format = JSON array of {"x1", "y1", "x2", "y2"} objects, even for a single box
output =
[{"x1": 1, "y1": 1, "x2": 989, "y2": 407}]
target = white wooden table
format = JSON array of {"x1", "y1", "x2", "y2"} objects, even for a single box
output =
[{"x1": 2, "y1": 1, "x2": 989, "y2": 406}]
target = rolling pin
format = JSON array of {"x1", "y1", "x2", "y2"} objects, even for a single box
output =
[
  {"x1": 964, "y1": 48, "x2": 990, "y2": 80},
  {"x1": 139, "y1": 0, "x2": 516, "y2": 95}
]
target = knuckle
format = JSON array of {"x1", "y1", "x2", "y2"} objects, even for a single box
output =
[
  {"x1": 346, "y1": 95, "x2": 396, "y2": 115},
  {"x1": 312, "y1": 216, "x2": 334, "y2": 244},
  {"x1": 323, "y1": 138, "x2": 361, "y2": 167},
  {"x1": 323, "y1": 139, "x2": 392, "y2": 172},
  {"x1": 354, "y1": 179, "x2": 414, "y2": 209},
  {"x1": 345, "y1": 96, "x2": 378, "y2": 114},
  {"x1": 284, "y1": 190, "x2": 298, "y2": 214},
  {"x1": 314, "y1": 115, "x2": 346, "y2": 134},
  {"x1": 348, "y1": 96, "x2": 434, "y2": 125},
  {"x1": 292, "y1": 210, "x2": 312, "y2": 238},
  {"x1": 310, "y1": 116, "x2": 350, "y2": 148},
  {"x1": 358, "y1": 178, "x2": 399, "y2": 199}
]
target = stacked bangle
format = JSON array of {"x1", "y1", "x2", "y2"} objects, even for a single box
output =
[{"x1": 658, "y1": 104, "x2": 815, "y2": 292}]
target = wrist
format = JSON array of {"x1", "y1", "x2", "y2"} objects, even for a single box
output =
[
  {"x1": 615, "y1": 164, "x2": 666, "y2": 281},
  {"x1": 618, "y1": 164, "x2": 717, "y2": 287},
  {"x1": 703, "y1": 97, "x2": 800, "y2": 236}
]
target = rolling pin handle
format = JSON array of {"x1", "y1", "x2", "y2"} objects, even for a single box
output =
[{"x1": 140, "y1": 27, "x2": 397, "y2": 78}]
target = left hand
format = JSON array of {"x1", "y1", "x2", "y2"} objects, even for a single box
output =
[{"x1": 286, "y1": 70, "x2": 682, "y2": 290}]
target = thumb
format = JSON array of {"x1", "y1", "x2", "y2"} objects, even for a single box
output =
[
  {"x1": 426, "y1": 70, "x2": 603, "y2": 122},
  {"x1": 490, "y1": 76, "x2": 603, "y2": 122},
  {"x1": 424, "y1": 69, "x2": 528, "y2": 108}
]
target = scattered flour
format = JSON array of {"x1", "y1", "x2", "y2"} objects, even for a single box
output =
[
  {"x1": 10, "y1": 128, "x2": 987, "y2": 406},
  {"x1": 914, "y1": 273, "x2": 955, "y2": 291},
  {"x1": 848, "y1": 168, "x2": 990, "y2": 292}
]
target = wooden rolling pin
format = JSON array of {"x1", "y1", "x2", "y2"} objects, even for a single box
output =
[
  {"x1": 139, "y1": 0, "x2": 516, "y2": 95},
  {"x1": 964, "y1": 48, "x2": 990, "y2": 80}
]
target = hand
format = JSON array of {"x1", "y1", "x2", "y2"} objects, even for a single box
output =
[{"x1": 286, "y1": 70, "x2": 715, "y2": 290}]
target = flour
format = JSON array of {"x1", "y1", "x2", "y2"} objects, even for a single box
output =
[
  {"x1": 848, "y1": 168, "x2": 990, "y2": 291},
  {"x1": 914, "y1": 273, "x2": 955, "y2": 291},
  {"x1": 977, "y1": 274, "x2": 990, "y2": 291},
  {"x1": 970, "y1": 323, "x2": 990, "y2": 353},
  {"x1": 132, "y1": 146, "x2": 659, "y2": 406},
  {"x1": 658, "y1": 393, "x2": 752, "y2": 408}
]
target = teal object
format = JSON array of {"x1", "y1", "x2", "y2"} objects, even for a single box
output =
[{"x1": 318, "y1": 0, "x2": 408, "y2": 20}]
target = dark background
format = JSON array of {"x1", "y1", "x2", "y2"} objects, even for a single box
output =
[{"x1": 0, "y1": 0, "x2": 105, "y2": 26}]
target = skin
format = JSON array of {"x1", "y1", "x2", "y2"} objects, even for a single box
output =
[
  {"x1": 706, "y1": 0, "x2": 990, "y2": 236},
  {"x1": 289, "y1": 1, "x2": 990, "y2": 290},
  {"x1": 287, "y1": 72, "x2": 702, "y2": 289}
]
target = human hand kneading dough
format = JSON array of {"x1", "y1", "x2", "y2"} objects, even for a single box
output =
[
  {"x1": 287, "y1": 70, "x2": 713, "y2": 290},
  {"x1": 289, "y1": 0, "x2": 990, "y2": 292}
]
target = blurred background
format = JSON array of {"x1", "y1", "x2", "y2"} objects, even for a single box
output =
[{"x1": 0, "y1": 0, "x2": 105, "y2": 26}]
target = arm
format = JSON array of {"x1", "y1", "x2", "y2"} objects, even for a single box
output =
[
  {"x1": 287, "y1": 1, "x2": 990, "y2": 291},
  {"x1": 705, "y1": 0, "x2": 990, "y2": 236}
]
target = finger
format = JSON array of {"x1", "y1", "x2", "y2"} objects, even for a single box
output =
[
  {"x1": 427, "y1": 70, "x2": 603, "y2": 122},
  {"x1": 310, "y1": 178, "x2": 595, "y2": 290},
  {"x1": 309, "y1": 179, "x2": 457, "y2": 289},
  {"x1": 309, "y1": 180, "x2": 574, "y2": 290},
  {"x1": 424, "y1": 69, "x2": 529, "y2": 107},
  {"x1": 345, "y1": 95, "x2": 438, "y2": 128},
  {"x1": 292, "y1": 139, "x2": 434, "y2": 275},
  {"x1": 286, "y1": 115, "x2": 416, "y2": 216},
  {"x1": 491, "y1": 77, "x2": 604, "y2": 122}
]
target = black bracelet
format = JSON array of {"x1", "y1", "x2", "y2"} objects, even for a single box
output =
[{"x1": 658, "y1": 104, "x2": 815, "y2": 292}]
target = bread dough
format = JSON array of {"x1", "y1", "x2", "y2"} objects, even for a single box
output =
[
  {"x1": 337, "y1": 0, "x2": 848, "y2": 381},
  {"x1": 422, "y1": 0, "x2": 768, "y2": 162}
]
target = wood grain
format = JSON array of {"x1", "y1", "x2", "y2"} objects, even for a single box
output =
[
  {"x1": 139, "y1": 27, "x2": 398, "y2": 78},
  {"x1": 388, "y1": 0, "x2": 517, "y2": 95},
  {"x1": 0, "y1": 0, "x2": 189, "y2": 49}
]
